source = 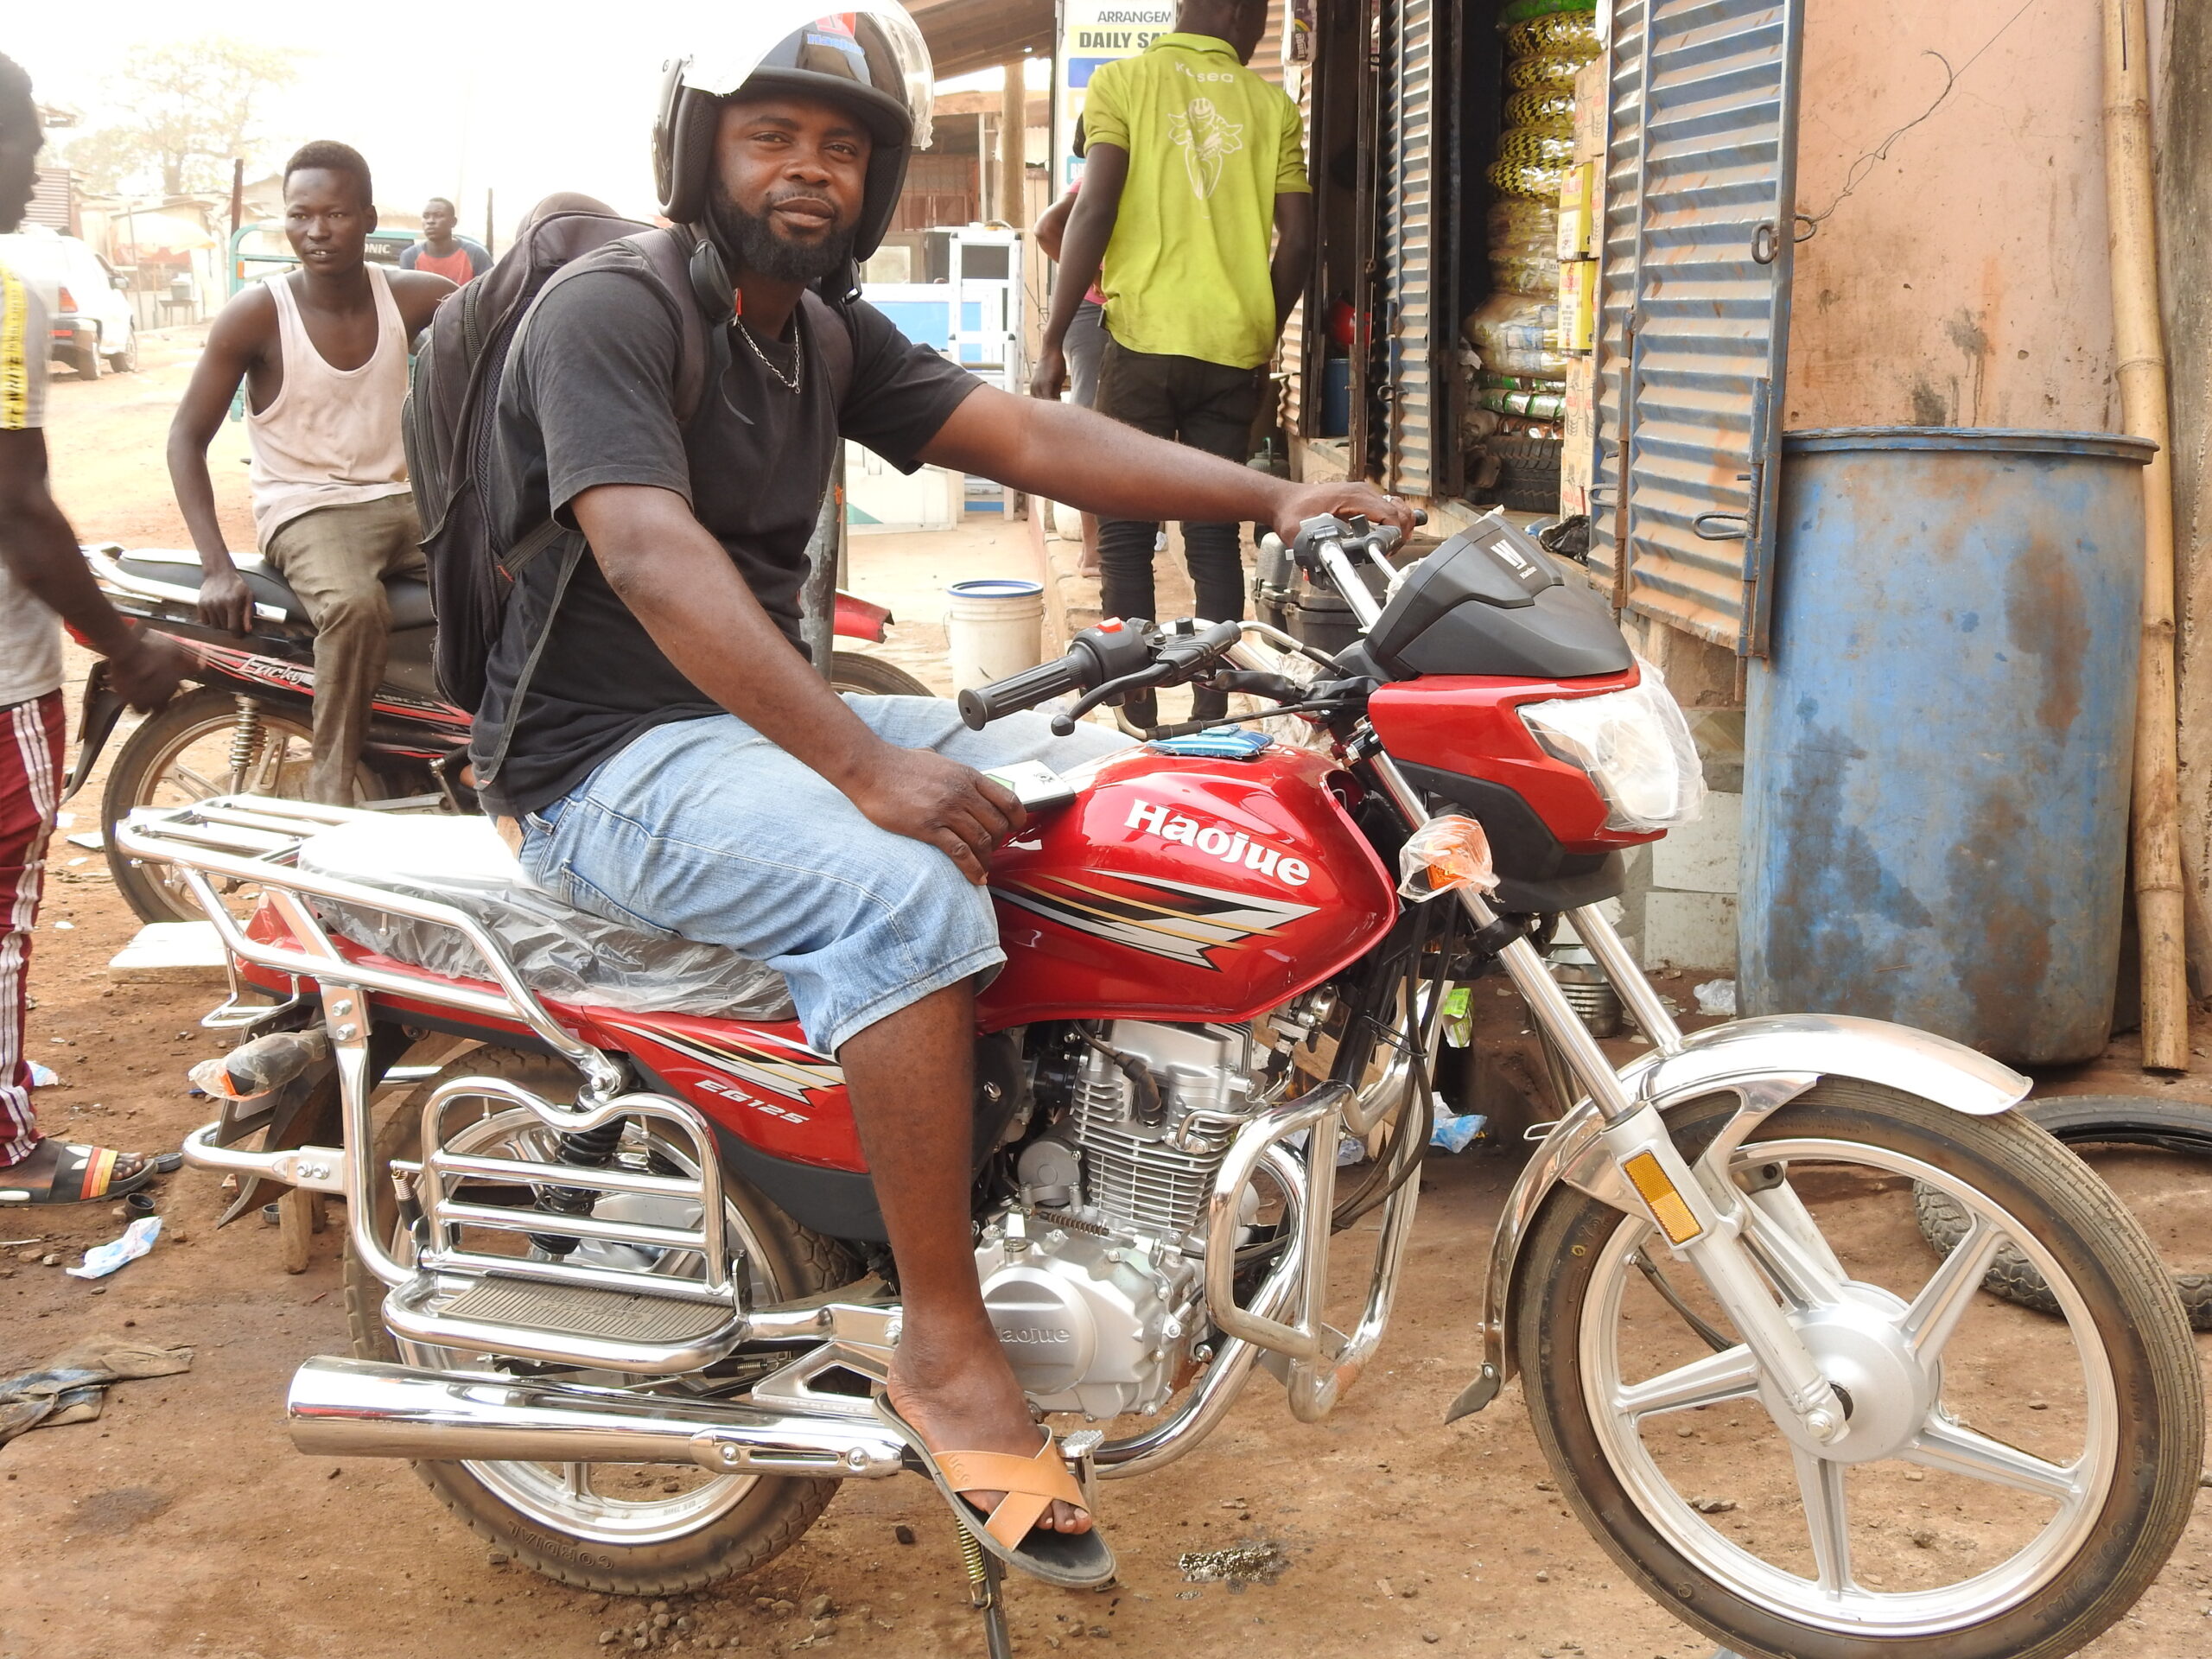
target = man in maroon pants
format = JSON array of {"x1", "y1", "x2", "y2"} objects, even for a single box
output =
[{"x1": 0, "y1": 54, "x2": 190, "y2": 1205}]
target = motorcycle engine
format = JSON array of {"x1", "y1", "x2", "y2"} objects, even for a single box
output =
[{"x1": 978, "y1": 1021, "x2": 1270, "y2": 1420}]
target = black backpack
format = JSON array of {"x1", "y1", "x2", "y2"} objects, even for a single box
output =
[{"x1": 404, "y1": 214, "x2": 854, "y2": 721}]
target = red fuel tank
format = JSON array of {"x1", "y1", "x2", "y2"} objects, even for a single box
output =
[{"x1": 980, "y1": 743, "x2": 1398, "y2": 1027}]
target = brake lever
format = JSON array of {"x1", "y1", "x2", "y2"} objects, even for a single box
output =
[{"x1": 1050, "y1": 665, "x2": 1173, "y2": 736}]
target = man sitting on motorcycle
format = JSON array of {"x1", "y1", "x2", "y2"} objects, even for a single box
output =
[
  {"x1": 168, "y1": 142, "x2": 455, "y2": 805},
  {"x1": 474, "y1": 3, "x2": 1408, "y2": 1575}
]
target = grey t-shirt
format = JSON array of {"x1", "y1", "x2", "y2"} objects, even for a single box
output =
[
  {"x1": 0, "y1": 256, "x2": 62, "y2": 709},
  {"x1": 469, "y1": 270, "x2": 981, "y2": 817}
]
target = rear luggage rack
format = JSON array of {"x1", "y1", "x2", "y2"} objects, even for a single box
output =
[{"x1": 119, "y1": 797, "x2": 749, "y2": 1374}]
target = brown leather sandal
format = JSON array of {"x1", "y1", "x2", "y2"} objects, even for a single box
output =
[{"x1": 875, "y1": 1396, "x2": 1116, "y2": 1589}]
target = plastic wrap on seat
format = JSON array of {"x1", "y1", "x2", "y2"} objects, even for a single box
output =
[{"x1": 295, "y1": 817, "x2": 794, "y2": 1020}]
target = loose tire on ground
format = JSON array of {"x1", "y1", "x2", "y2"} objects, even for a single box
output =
[
  {"x1": 1915, "y1": 1092, "x2": 2212, "y2": 1330},
  {"x1": 344, "y1": 1046, "x2": 861, "y2": 1597}
]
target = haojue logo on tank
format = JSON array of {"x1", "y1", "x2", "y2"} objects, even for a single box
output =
[{"x1": 1122, "y1": 798, "x2": 1312, "y2": 887}]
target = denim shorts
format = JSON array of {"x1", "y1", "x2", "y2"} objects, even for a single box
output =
[{"x1": 518, "y1": 696, "x2": 1130, "y2": 1055}]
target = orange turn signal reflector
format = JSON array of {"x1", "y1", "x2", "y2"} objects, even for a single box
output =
[
  {"x1": 1397, "y1": 815, "x2": 1499, "y2": 901},
  {"x1": 1622, "y1": 1151, "x2": 1703, "y2": 1245}
]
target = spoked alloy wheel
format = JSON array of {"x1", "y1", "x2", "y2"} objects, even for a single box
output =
[
  {"x1": 346, "y1": 1052, "x2": 856, "y2": 1592},
  {"x1": 103, "y1": 687, "x2": 388, "y2": 922},
  {"x1": 1516, "y1": 1082, "x2": 2200, "y2": 1659}
]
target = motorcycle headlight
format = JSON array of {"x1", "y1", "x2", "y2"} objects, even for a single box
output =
[{"x1": 1519, "y1": 658, "x2": 1707, "y2": 832}]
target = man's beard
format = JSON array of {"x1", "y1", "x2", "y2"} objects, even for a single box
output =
[{"x1": 706, "y1": 188, "x2": 857, "y2": 286}]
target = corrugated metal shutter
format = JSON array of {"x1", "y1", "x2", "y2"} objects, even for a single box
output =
[
  {"x1": 1380, "y1": 0, "x2": 1440, "y2": 498},
  {"x1": 1591, "y1": 0, "x2": 1807, "y2": 656},
  {"x1": 25, "y1": 168, "x2": 72, "y2": 234}
]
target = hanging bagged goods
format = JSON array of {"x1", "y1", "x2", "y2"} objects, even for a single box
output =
[
  {"x1": 1503, "y1": 12, "x2": 1600, "y2": 61},
  {"x1": 1487, "y1": 197, "x2": 1560, "y2": 293},
  {"x1": 1488, "y1": 130, "x2": 1578, "y2": 200},
  {"x1": 1503, "y1": 87, "x2": 1577, "y2": 135},
  {"x1": 1465, "y1": 289, "x2": 1567, "y2": 378},
  {"x1": 1480, "y1": 387, "x2": 1568, "y2": 421},
  {"x1": 1497, "y1": 0, "x2": 1598, "y2": 24}
]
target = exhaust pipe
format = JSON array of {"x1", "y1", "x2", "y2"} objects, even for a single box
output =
[{"x1": 288, "y1": 1357, "x2": 906, "y2": 1478}]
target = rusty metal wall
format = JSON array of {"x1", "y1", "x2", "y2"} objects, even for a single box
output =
[{"x1": 1592, "y1": 0, "x2": 1808, "y2": 658}]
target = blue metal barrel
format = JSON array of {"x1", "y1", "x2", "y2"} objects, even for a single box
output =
[{"x1": 1739, "y1": 428, "x2": 2152, "y2": 1065}]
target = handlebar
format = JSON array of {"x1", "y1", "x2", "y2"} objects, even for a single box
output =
[
  {"x1": 955, "y1": 655, "x2": 1087, "y2": 730},
  {"x1": 956, "y1": 618, "x2": 1244, "y2": 733},
  {"x1": 956, "y1": 616, "x2": 1160, "y2": 730},
  {"x1": 958, "y1": 511, "x2": 1432, "y2": 734}
]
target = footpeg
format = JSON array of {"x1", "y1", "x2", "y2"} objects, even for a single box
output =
[{"x1": 383, "y1": 1271, "x2": 747, "y2": 1372}]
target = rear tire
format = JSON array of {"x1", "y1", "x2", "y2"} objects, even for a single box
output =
[
  {"x1": 1515, "y1": 1082, "x2": 2200, "y2": 1659},
  {"x1": 73, "y1": 340, "x2": 103, "y2": 380},
  {"x1": 830, "y1": 650, "x2": 931, "y2": 698},
  {"x1": 345, "y1": 1047, "x2": 862, "y2": 1597}
]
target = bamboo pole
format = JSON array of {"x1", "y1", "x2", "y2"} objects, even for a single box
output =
[
  {"x1": 998, "y1": 64, "x2": 1027, "y2": 228},
  {"x1": 2103, "y1": 0, "x2": 2192, "y2": 1071}
]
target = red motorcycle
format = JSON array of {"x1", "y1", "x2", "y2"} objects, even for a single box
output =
[
  {"x1": 122, "y1": 514, "x2": 2197, "y2": 1659},
  {"x1": 71, "y1": 542, "x2": 927, "y2": 921}
]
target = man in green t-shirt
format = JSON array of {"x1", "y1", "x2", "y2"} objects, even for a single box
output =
[{"x1": 1032, "y1": 0, "x2": 1313, "y2": 728}]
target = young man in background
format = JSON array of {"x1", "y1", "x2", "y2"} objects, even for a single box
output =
[
  {"x1": 1032, "y1": 0, "x2": 1313, "y2": 728},
  {"x1": 0, "y1": 54, "x2": 191, "y2": 1205},
  {"x1": 168, "y1": 142, "x2": 454, "y2": 804},
  {"x1": 401, "y1": 196, "x2": 491, "y2": 283}
]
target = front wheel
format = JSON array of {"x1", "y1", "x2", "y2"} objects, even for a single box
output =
[{"x1": 1515, "y1": 1081, "x2": 2200, "y2": 1659}]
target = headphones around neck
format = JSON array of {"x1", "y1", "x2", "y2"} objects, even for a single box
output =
[{"x1": 685, "y1": 227, "x2": 861, "y2": 327}]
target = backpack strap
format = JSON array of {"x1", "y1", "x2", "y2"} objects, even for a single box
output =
[
  {"x1": 802, "y1": 289, "x2": 856, "y2": 415},
  {"x1": 637, "y1": 226, "x2": 711, "y2": 425}
]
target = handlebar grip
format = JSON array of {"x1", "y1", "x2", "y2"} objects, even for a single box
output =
[{"x1": 957, "y1": 655, "x2": 1087, "y2": 730}]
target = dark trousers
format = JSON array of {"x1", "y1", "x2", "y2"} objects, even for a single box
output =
[{"x1": 1094, "y1": 340, "x2": 1261, "y2": 628}]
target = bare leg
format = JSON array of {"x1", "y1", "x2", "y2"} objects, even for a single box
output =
[{"x1": 841, "y1": 980, "x2": 1090, "y2": 1534}]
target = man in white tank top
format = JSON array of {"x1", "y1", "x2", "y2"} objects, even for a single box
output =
[{"x1": 168, "y1": 142, "x2": 454, "y2": 804}]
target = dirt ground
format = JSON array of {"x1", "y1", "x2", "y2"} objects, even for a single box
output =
[{"x1": 5, "y1": 330, "x2": 2212, "y2": 1659}]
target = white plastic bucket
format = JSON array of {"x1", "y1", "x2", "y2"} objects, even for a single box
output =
[{"x1": 946, "y1": 578, "x2": 1046, "y2": 691}]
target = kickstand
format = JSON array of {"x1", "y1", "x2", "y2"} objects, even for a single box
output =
[{"x1": 956, "y1": 1520, "x2": 1015, "y2": 1659}]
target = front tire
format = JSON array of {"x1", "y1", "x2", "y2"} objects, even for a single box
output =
[
  {"x1": 1514, "y1": 1081, "x2": 2199, "y2": 1659},
  {"x1": 344, "y1": 1048, "x2": 861, "y2": 1596}
]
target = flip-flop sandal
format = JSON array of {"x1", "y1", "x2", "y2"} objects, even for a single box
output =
[
  {"x1": 875, "y1": 1396, "x2": 1117, "y2": 1590},
  {"x1": 0, "y1": 1143, "x2": 163, "y2": 1206}
]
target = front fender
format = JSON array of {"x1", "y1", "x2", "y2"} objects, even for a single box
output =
[{"x1": 1445, "y1": 1014, "x2": 2030, "y2": 1421}]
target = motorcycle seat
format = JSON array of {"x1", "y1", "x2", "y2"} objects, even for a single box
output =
[
  {"x1": 295, "y1": 814, "x2": 796, "y2": 1022},
  {"x1": 110, "y1": 547, "x2": 437, "y2": 632}
]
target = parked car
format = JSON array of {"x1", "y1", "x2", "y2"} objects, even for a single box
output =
[{"x1": 0, "y1": 226, "x2": 137, "y2": 378}]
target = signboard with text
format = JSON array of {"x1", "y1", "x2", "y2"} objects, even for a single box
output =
[{"x1": 1053, "y1": 1, "x2": 1178, "y2": 189}]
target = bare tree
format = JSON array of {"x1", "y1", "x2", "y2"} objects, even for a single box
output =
[{"x1": 67, "y1": 36, "x2": 302, "y2": 196}]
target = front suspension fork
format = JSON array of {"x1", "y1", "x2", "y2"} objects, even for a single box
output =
[{"x1": 1366, "y1": 753, "x2": 1850, "y2": 1446}]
